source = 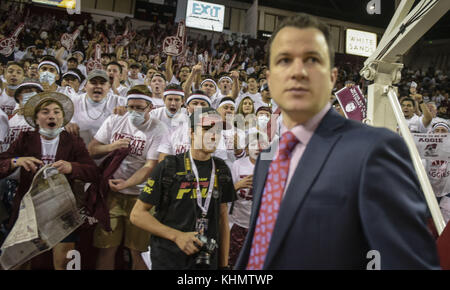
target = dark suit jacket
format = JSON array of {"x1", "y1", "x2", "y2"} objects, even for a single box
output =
[
  {"x1": 0, "y1": 130, "x2": 99, "y2": 228},
  {"x1": 235, "y1": 109, "x2": 440, "y2": 270}
]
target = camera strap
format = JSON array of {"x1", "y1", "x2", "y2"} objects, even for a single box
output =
[{"x1": 188, "y1": 150, "x2": 216, "y2": 218}]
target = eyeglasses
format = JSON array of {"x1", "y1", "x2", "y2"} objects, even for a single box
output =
[{"x1": 126, "y1": 104, "x2": 151, "y2": 112}]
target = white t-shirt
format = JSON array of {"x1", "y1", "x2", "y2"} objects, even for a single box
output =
[
  {"x1": 157, "y1": 121, "x2": 228, "y2": 160},
  {"x1": 129, "y1": 77, "x2": 145, "y2": 87},
  {"x1": 71, "y1": 93, "x2": 127, "y2": 146},
  {"x1": 41, "y1": 135, "x2": 59, "y2": 165},
  {"x1": 150, "y1": 96, "x2": 165, "y2": 109},
  {"x1": 211, "y1": 92, "x2": 227, "y2": 109},
  {"x1": 78, "y1": 64, "x2": 87, "y2": 77},
  {"x1": 157, "y1": 121, "x2": 191, "y2": 156},
  {"x1": 0, "y1": 108, "x2": 9, "y2": 152},
  {"x1": 94, "y1": 113, "x2": 168, "y2": 195},
  {"x1": 57, "y1": 85, "x2": 79, "y2": 100},
  {"x1": 169, "y1": 75, "x2": 181, "y2": 85},
  {"x1": 0, "y1": 90, "x2": 17, "y2": 117},
  {"x1": 230, "y1": 157, "x2": 255, "y2": 228},
  {"x1": 424, "y1": 159, "x2": 450, "y2": 198},
  {"x1": 14, "y1": 50, "x2": 26, "y2": 61},
  {"x1": 150, "y1": 107, "x2": 188, "y2": 131},
  {"x1": 405, "y1": 114, "x2": 427, "y2": 133},
  {"x1": 6, "y1": 114, "x2": 34, "y2": 150},
  {"x1": 219, "y1": 127, "x2": 246, "y2": 169},
  {"x1": 114, "y1": 84, "x2": 129, "y2": 98}
]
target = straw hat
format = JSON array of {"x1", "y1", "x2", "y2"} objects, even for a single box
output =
[{"x1": 23, "y1": 92, "x2": 74, "y2": 128}]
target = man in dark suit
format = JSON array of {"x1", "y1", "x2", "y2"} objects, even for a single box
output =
[{"x1": 235, "y1": 14, "x2": 440, "y2": 270}]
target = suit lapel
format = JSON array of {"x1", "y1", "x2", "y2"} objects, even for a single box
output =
[{"x1": 264, "y1": 109, "x2": 345, "y2": 268}]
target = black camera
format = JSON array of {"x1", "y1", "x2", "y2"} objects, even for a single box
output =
[{"x1": 195, "y1": 234, "x2": 218, "y2": 267}]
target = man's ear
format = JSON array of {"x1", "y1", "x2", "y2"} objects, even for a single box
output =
[{"x1": 330, "y1": 67, "x2": 338, "y2": 88}]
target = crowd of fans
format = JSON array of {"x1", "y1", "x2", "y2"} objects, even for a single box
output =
[{"x1": 0, "y1": 4, "x2": 448, "y2": 270}]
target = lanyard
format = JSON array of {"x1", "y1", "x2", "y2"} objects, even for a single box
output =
[{"x1": 189, "y1": 150, "x2": 216, "y2": 217}]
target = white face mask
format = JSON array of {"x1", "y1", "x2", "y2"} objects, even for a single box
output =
[
  {"x1": 128, "y1": 110, "x2": 146, "y2": 127},
  {"x1": 7, "y1": 84, "x2": 19, "y2": 90},
  {"x1": 39, "y1": 71, "x2": 56, "y2": 86},
  {"x1": 39, "y1": 127, "x2": 63, "y2": 138},
  {"x1": 21, "y1": 91, "x2": 38, "y2": 105},
  {"x1": 165, "y1": 107, "x2": 176, "y2": 118},
  {"x1": 257, "y1": 115, "x2": 270, "y2": 128},
  {"x1": 87, "y1": 95, "x2": 107, "y2": 106}
]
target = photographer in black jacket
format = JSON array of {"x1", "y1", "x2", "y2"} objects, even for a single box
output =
[{"x1": 131, "y1": 107, "x2": 236, "y2": 269}]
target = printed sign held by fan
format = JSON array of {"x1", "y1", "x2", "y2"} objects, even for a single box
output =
[
  {"x1": 115, "y1": 25, "x2": 136, "y2": 47},
  {"x1": 60, "y1": 29, "x2": 80, "y2": 52},
  {"x1": 224, "y1": 53, "x2": 236, "y2": 72},
  {"x1": 86, "y1": 44, "x2": 103, "y2": 74},
  {"x1": 0, "y1": 23, "x2": 25, "y2": 57},
  {"x1": 163, "y1": 20, "x2": 186, "y2": 56}
]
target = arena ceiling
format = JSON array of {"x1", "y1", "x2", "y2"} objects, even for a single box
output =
[{"x1": 235, "y1": 0, "x2": 450, "y2": 40}]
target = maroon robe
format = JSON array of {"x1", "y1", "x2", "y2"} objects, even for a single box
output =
[{"x1": 0, "y1": 130, "x2": 99, "y2": 228}]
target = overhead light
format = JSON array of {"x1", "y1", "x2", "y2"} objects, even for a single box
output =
[{"x1": 366, "y1": 0, "x2": 381, "y2": 15}]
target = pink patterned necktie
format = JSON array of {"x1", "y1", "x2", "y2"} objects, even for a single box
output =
[{"x1": 247, "y1": 131, "x2": 299, "y2": 270}]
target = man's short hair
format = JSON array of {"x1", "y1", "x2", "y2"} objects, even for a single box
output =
[
  {"x1": 118, "y1": 59, "x2": 129, "y2": 69},
  {"x1": 165, "y1": 83, "x2": 183, "y2": 91},
  {"x1": 190, "y1": 107, "x2": 221, "y2": 129},
  {"x1": 106, "y1": 61, "x2": 123, "y2": 73},
  {"x1": 151, "y1": 72, "x2": 166, "y2": 82},
  {"x1": 401, "y1": 97, "x2": 416, "y2": 107},
  {"x1": 247, "y1": 74, "x2": 258, "y2": 82},
  {"x1": 179, "y1": 65, "x2": 190, "y2": 72},
  {"x1": 101, "y1": 53, "x2": 110, "y2": 59},
  {"x1": 267, "y1": 13, "x2": 335, "y2": 68},
  {"x1": 6, "y1": 61, "x2": 24, "y2": 72},
  {"x1": 128, "y1": 85, "x2": 152, "y2": 98},
  {"x1": 67, "y1": 57, "x2": 78, "y2": 64}
]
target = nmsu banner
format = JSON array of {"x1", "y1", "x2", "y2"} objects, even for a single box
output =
[
  {"x1": 186, "y1": 0, "x2": 225, "y2": 32},
  {"x1": 413, "y1": 133, "x2": 450, "y2": 196},
  {"x1": 334, "y1": 85, "x2": 367, "y2": 122}
]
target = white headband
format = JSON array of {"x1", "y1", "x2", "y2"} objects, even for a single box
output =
[
  {"x1": 201, "y1": 79, "x2": 217, "y2": 87},
  {"x1": 218, "y1": 100, "x2": 235, "y2": 109},
  {"x1": 17, "y1": 82, "x2": 43, "y2": 91},
  {"x1": 127, "y1": 94, "x2": 153, "y2": 103},
  {"x1": 187, "y1": 94, "x2": 211, "y2": 106},
  {"x1": 62, "y1": 71, "x2": 81, "y2": 82},
  {"x1": 38, "y1": 61, "x2": 60, "y2": 74},
  {"x1": 164, "y1": 90, "x2": 185, "y2": 98},
  {"x1": 73, "y1": 51, "x2": 84, "y2": 58},
  {"x1": 432, "y1": 122, "x2": 450, "y2": 132},
  {"x1": 218, "y1": 76, "x2": 233, "y2": 83}
]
